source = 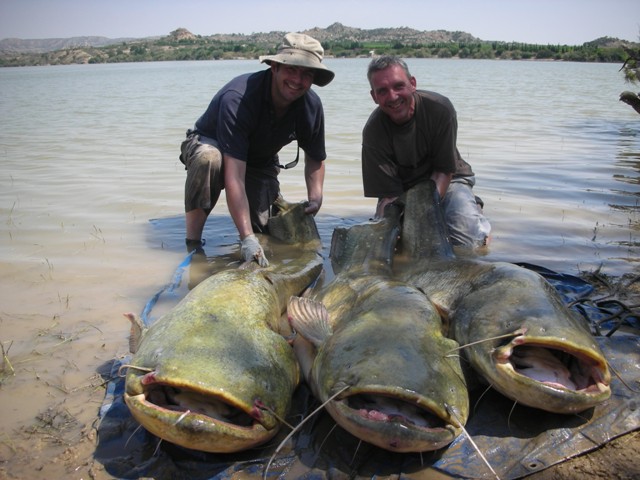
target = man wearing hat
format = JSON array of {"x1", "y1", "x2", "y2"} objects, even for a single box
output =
[{"x1": 180, "y1": 32, "x2": 334, "y2": 269}]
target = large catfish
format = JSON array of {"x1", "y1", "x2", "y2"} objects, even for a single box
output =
[
  {"x1": 288, "y1": 205, "x2": 469, "y2": 453},
  {"x1": 397, "y1": 180, "x2": 611, "y2": 414},
  {"x1": 123, "y1": 198, "x2": 323, "y2": 453}
]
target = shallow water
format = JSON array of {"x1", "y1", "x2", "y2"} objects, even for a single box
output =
[{"x1": 0, "y1": 58, "x2": 638, "y2": 474}]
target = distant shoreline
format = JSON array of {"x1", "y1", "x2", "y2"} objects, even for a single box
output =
[{"x1": 1, "y1": 24, "x2": 635, "y2": 67}]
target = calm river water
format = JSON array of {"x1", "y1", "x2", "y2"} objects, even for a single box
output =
[{"x1": 0, "y1": 58, "x2": 638, "y2": 474}]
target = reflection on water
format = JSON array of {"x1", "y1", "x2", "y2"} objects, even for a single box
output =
[
  {"x1": 612, "y1": 124, "x2": 639, "y2": 250},
  {"x1": 147, "y1": 212, "x2": 368, "y2": 301}
]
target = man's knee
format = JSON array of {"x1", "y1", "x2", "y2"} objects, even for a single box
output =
[
  {"x1": 444, "y1": 183, "x2": 491, "y2": 248},
  {"x1": 447, "y1": 213, "x2": 491, "y2": 248},
  {"x1": 184, "y1": 144, "x2": 223, "y2": 212}
]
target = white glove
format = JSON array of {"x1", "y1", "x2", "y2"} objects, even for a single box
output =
[{"x1": 240, "y1": 234, "x2": 269, "y2": 267}]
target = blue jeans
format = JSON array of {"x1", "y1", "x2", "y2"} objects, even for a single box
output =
[{"x1": 442, "y1": 176, "x2": 491, "y2": 248}]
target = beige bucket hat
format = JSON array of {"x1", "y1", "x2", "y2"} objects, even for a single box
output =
[{"x1": 259, "y1": 32, "x2": 335, "y2": 87}]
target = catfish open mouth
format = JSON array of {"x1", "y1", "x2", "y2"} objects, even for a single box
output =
[
  {"x1": 327, "y1": 391, "x2": 461, "y2": 452},
  {"x1": 340, "y1": 393, "x2": 451, "y2": 430},
  {"x1": 506, "y1": 344, "x2": 609, "y2": 393},
  {"x1": 124, "y1": 382, "x2": 279, "y2": 454},
  {"x1": 142, "y1": 383, "x2": 258, "y2": 427}
]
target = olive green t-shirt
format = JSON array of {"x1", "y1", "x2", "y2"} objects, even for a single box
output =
[{"x1": 362, "y1": 90, "x2": 474, "y2": 198}]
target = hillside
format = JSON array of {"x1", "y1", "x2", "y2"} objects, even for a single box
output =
[
  {"x1": 0, "y1": 23, "x2": 481, "y2": 54},
  {"x1": 0, "y1": 35, "x2": 141, "y2": 54},
  {"x1": 0, "y1": 23, "x2": 636, "y2": 67}
]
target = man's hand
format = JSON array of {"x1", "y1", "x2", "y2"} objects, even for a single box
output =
[
  {"x1": 375, "y1": 197, "x2": 398, "y2": 218},
  {"x1": 304, "y1": 199, "x2": 321, "y2": 216},
  {"x1": 240, "y1": 234, "x2": 269, "y2": 267},
  {"x1": 429, "y1": 171, "x2": 453, "y2": 200}
]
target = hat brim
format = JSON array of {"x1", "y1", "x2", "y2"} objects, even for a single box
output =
[{"x1": 260, "y1": 54, "x2": 334, "y2": 87}]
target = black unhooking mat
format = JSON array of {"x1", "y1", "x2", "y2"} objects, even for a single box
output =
[{"x1": 94, "y1": 260, "x2": 640, "y2": 480}]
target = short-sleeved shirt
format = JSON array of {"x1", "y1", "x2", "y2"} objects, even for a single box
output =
[
  {"x1": 194, "y1": 70, "x2": 326, "y2": 169},
  {"x1": 361, "y1": 90, "x2": 473, "y2": 198}
]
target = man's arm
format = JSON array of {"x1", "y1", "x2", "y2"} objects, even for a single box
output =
[
  {"x1": 224, "y1": 154, "x2": 253, "y2": 238},
  {"x1": 303, "y1": 154, "x2": 324, "y2": 215},
  {"x1": 224, "y1": 154, "x2": 268, "y2": 266},
  {"x1": 375, "y1": 171, "x2": 451, "y2": 218}
]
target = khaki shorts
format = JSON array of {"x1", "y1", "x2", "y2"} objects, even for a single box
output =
[{"x1": 181, "y1": 133, "x2": 280, "y2": 232}]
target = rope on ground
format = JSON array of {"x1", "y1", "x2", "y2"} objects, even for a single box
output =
[{"x1": 140, "y1": 252, "x2": 193, "y2": 326}]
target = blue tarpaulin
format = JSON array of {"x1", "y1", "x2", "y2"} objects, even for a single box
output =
[{"x1": 95, "y1": 260, "x2": 640, "y2": 479}]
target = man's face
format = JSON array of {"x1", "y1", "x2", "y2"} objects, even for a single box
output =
[
  {"x1": 369, "y1": 64, "x2": 417, "y2": 125},
  {"x1": 271, "y1": 63, "x2": 315, "y2": 106}
]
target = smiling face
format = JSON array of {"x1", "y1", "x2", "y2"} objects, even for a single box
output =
[
  {"x1": 270, "y1": 63, "x2": 315, "y2": 110},
  {"x1": 369, "y1": 64, "x2": 417, "y2": 125}
]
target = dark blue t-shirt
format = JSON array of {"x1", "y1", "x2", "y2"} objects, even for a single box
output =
[{"x1": 194, "y1": 70, "x2": 326, "y2": 169}]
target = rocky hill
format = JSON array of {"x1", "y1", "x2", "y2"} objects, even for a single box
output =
[
  {"x1": 0, "y1": 23, "x2": 635, "y2": 67},
  {"x1": 304, "y1": 22, "x2": 479, "y2": 44},
  {"x1": 0, "y1": 23, "x2": 480, "y2": 54},
  {"x1": 2, "y1": 22, "x2": 635, "y2": 57}
]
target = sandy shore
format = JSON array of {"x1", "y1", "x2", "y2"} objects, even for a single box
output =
[{"x1": 1, "y1": 270, "x2": 638, "y2": 480}]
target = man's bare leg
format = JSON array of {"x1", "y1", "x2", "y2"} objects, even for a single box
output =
[{"x1": 185, "y1": 208, "x2": 208, "y2": 243}]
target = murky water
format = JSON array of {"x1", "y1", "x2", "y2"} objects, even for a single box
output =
[{"x1": 0, "y1": 58, "x2": 638, "y2": 475}]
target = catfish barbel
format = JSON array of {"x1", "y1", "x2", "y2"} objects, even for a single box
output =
[
  {"x1": 123, "y1": 198, "x2": 323, "y2": 453},
  {"x1": 397, "y1": 180, "x2": 611, "y2": 414},
  {"x1": 288, "y1": 204, "x2": 469, "y2": 452}
]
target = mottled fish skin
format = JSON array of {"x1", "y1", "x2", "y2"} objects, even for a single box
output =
[
  {"x1": 397, "y1": 181, "x2": 611, "y2": 414},
  {"x1": 289, "y1": 205, "x2": 469, "y2": 453},
  {"x1": 124, "y1": 199, "x2": 323, "y2": 453}
]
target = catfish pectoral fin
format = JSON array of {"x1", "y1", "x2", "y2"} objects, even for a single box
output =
[{"x1": 288, "y1": 296, "x2": 332, "y2": 347}]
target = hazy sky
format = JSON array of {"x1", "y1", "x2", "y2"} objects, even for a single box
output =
[{"x1": 1, "y1": 0, "x2": 639, "y2": 45}]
